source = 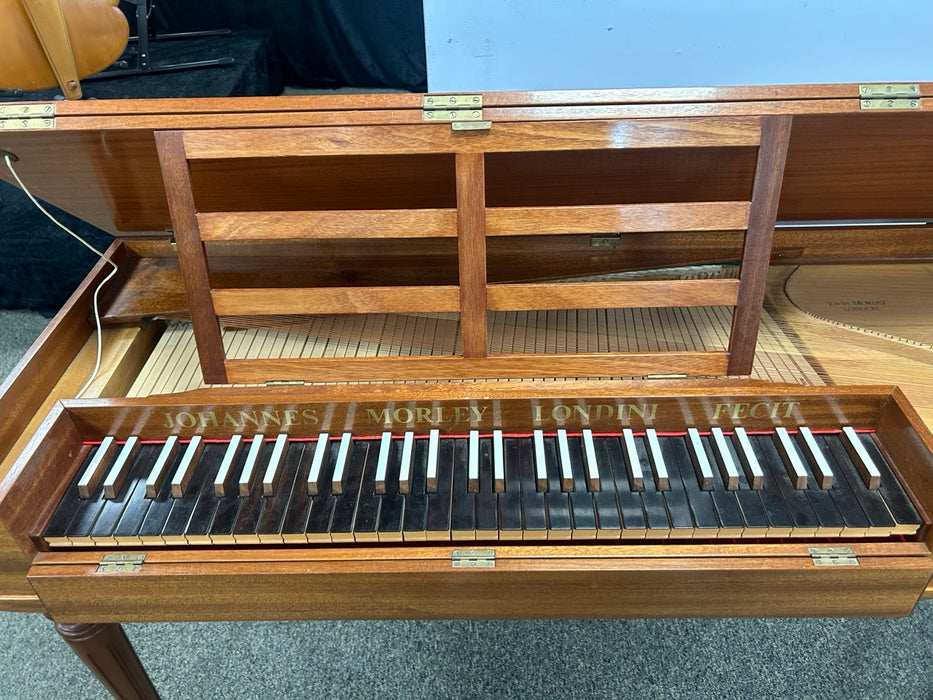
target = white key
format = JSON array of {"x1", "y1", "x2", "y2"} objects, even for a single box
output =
[
  {"x1": 330, "y1": 432, "x2": 353, "y2": 494},
  {"x1": 686, "y1": 428, "x2": 714, "y2": 490},
  {"x1": 533, "y1": 429, "x2": 547, "y2": 492},
  {"x1": 306, "y1": 433, "x2": 330, "y2": 495},
  {"x1": 78, "y1": 436, "x2": 117, "y2": 499},
  {"x1": 841, "y1": 426, "x2": 882, "y2": 490},
  {"x1": 621, "y1": 429, "x2": 644, "y2": 491},
  {"x1": 492, "y1": 429, "x2": 505, "y2": 493},
  {"x1": 644, "y1": 429, "x2": 669, "y2": 491},
  {"x1": 556, "y1": 429, "x2": 573, "y2": 491},
  {"x1": 398, "y1": 432, "x2": 414, "y2": 494},
  {"x1": 238, "y1": 435, "x2": 266, "y2": 496},
  {"x1": 710, "y1": 427, "x2": 741, "y2": 490},
  {"x1": 797, "y1": 427, "x2": 834, "y2": 489},
  {"x1": 171, "y1": 435, "x2": 205, "y2": 498},
  {"x1": 773, "y1": 427, "x2": 808, "y2": 489},
  {"x1": 102, "y1": 437, "x2": 140, "y2": 499},
  {"x1": 375, "y1": 432, "x2": 393, "y2": 494},
  {"x1": 581, "y1": 429, "x2": 600, "y2": 491},
  {"x1": 426, "y1": 429, "x2": 440, "y2": 492},
  {"x1": 213, "y1": 435, "x2": 244, "y2": 497},
  {"x1": 468, "y1": 430, "x2": 480, "y2": 493},
  {"x1": 732, "y1": 427, "x2": 764, "y2": 489},
  {"x1": 262, "y1": 434, "x2": 290, "y2": 496},
  {"x1": 146, "y1": 435, "x2": 179, "y2": 498}
]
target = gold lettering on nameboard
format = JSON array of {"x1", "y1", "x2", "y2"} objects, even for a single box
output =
[
  {"x1": 532, "y1": 403, "x2": 660, "y2": 425},
  {"x1": 711, "y1": 401, "x2": 800, "y2": 421},
  {"x1": 161, "y1": 408, "x2": 320, "y2": 430}
]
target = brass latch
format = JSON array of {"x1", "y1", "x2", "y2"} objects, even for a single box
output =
[
  {"x1": 859, "y1": 84, "x2": 921, "y2": 110},
  {"x1": 423, "y1": 94, "x2": 491, "y2": 130},
  {"x1": 809, "y1": 546, "x2": 859, "y2": 566},
  {"x1": 97, "y1": 553, "x2": 146, "y2": 574},
  {"x1": 0, "y1": 103, "x2": 56, "y2": 130},
  {"x1": 451, "y1": 548, "x2": 496, "y2": 568}
]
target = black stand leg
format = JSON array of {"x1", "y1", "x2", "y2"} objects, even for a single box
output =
[{"x1": 55, "y1": 622, "x2": 160, "y2": 700}]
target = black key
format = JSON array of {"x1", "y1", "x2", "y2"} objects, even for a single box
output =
[
  {"x1": 329, "y1": 440, "x2": 369, "y2": 543},
  {"x1": 232, "y1": 442, "x2": 276, "y2": 544},
  {"x1": 474, "y1": 435, "x2": 498, "y2": 539},
  {"x1": 112, "y1": 444, "x2": 166, "y2": 546},
  {"x1": 804, "y1": 434, "x2": 870, "y2": 537},
  {"x1": 602, "y1": 436, "x2": 647, "y2": 539},
  {"x1": 541, "y1": 435, "x2": 572, "y2": 539},
  {"x1": 89, "y1": 443, "x2": 153, "y2": 544},
  {"x1": 163, "y1": 442, "x2": 224, "y2": 545},
  {"x1": 425, "y1": 437, "x2": 455, "y2": 540},
  {"x1": 450, "y1": 437, "x2": 476, "y2": 540},
  {"x1": 256, "y1": 442, "x2": 306, "y2": 543},
  {"x1": 401, "y1": 437, "x2": 429, "y2": 541},
  {"x1": 855, "y1": 433, "x2": 922, "y2": 535},
  {"x1": 699, "y1": 436, "x2": 745, "y2": 538},
  {"x1": 306, "y1": 438, "x2": 342, "y2": 542},
  {"x1": 376, "y1": 437, "x2": 405, "y2": 542},
  {"x1": 515, "y1": 436, "x2": 548, "y2": 540},
  {"x1": 714, "y1": 436, "x2": 771, "y2": 537},
  {"x1": 821, "y1": 434, "x2": 894, "y2": 536},
  {"x1": 209, "y1": 443, "x2": 252, "y2": 545},
  {"x1": 622, "y1": 435, "x2": 669, "y2": 538},
  {"x1": 587, "y1": 437, "x2": 622, "y2": 539},
  {"x1": 794, "y1": 443, "x2": 846, "y2": 537},
  {"x1": 753, "y1": 434, "x2": 819, "y2": 537},
  {"x1": 565, "y1": 436, "x2": 597, "y2": 539},
  {"x1": 352, "y1": 440, "x2": 383, "y2": 543},
  {"x1": 666, "y1": 436, "x2": 720, "y2": 538},
  {"x1": 44, "y1": 446, "x2": 98, "y2": 546},
  {"x1": 280, "y1": 441, "x2": 317, "y2": 543},
  {"x1": 180, "y1": 443, "x2": 227, "y2": 544},
  {"x1": 655, "y1": 436, "x2": 695, "y2": 539},
  {"x1": 740, "y1": 435, "x2": 794, "y2": 537},
  {"x1": 499, "y1": 437, "x2": 524, "y2": 540},
  {"x1": 137, "y1": 444, "x2": 186, "y2": 545}
]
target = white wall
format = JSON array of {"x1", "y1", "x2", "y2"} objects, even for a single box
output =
[{"x1": 424, "y1": 0, "x2": 933, "y2": 92}]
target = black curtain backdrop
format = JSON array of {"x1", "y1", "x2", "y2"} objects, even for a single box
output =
[{"x1": 136, "y1": 0, "x2": 427, "y2": 91}]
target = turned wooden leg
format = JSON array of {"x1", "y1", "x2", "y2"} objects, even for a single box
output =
[{"x1": 54, "y1": 622, "x2": 159, "y2": 700}]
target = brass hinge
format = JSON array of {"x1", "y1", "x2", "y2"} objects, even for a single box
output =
[
  {"x1": 423, "y1": 94, "x2": 491, "y2": 130},
  {"x1": 858, "y1": 84, "x2": 921, "y2": 110},
  {"x1": 96, "y1": 553, "x2": 146, "y2": 574},
  {"x1": 451, "y1": 548, "x2": 496, "y2": 568},
  {"x1": 590, "y1": 233, "x2": 622, "y2": 248},
  {"x1": 0, "y1": 103, "x2": 56, "y2": 130},
  {"x1": 809, "y1": 546, "x2": 859, "y2": 567}
]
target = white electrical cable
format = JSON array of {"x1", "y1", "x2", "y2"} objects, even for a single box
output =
[{"x1": 4, "y1": 153, "x2": 119, "y2": 398}]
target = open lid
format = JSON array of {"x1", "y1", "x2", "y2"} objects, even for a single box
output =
[{"x1": 1, "y1": 82, "x2": 932, "y2": 234}]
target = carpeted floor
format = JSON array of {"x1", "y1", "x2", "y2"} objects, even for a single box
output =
[{"x1": 0, "y1": 310, "x2": 931, "y2": 699}]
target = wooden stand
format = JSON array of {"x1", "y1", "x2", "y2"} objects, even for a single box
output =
[{"x1": 55, "y1": 622, "x2": 159, "y2": 699}]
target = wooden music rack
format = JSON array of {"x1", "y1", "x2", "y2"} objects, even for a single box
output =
[{"x1": 155, "y1": 115, "x2": 791, "y2": 384}]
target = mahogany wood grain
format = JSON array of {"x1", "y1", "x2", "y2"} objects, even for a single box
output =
[
  {"x1": 180, "y1": 118, "x2": 764, "y2": 160},
  {"x1": 0, "y1": 241, "x2": 125, "y2": 470},
  {"x1": 55, "y1": 622, "x2": 159, "y2": 699},
  {"x1": 728, "y1": 115, "x2": 792, "y2": 374},
  {"x1": 153, "y1": 131, "x2": 227, "y2": 384},
  {"x1": 485, "y1": 202, "x2": 750, "y2": 236},
  {"x1": 486, "y1": 279, "x2": 739, "y2": 311},
  {"x1": 211, "y1": 286, "x2": 461, "y2": 316},
  {"x1": 197, "y1": 209, "x2": 458, "y2": 241},
  {"x1": 222, "y1": 352, "x2": 730, "y2": 384},
  {"x1": 456, "y1": 151, "x2": 488, "y2": 358},
  {"x1": 28, "y1": 549, "x2": 933, "y2": 622}
]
